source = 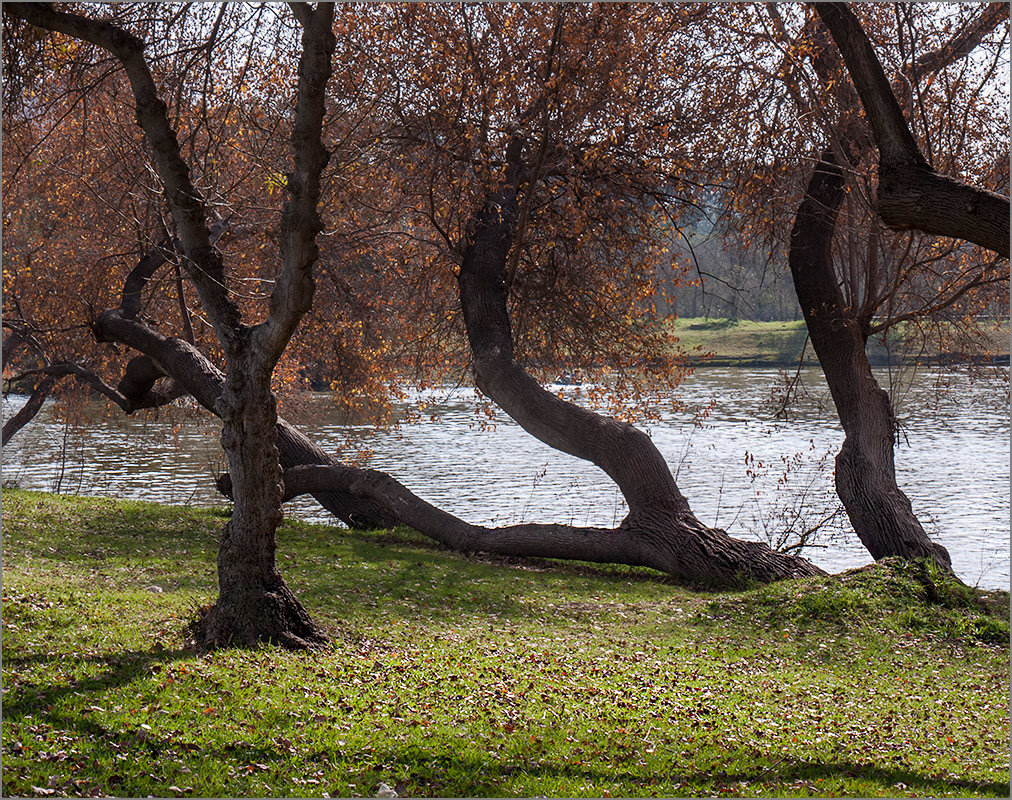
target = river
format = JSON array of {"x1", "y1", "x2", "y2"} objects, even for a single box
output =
[{"x1": 3, "y1": 366, "x2": 1008, "y2": 589}]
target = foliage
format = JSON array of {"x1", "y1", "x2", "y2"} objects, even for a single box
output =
[
  {"x1": 3, "y1": 490, "x2": 1009, "y2": 798},
  {"x1": 0, "y1": 3, "x2": 714, "y2": 425}
]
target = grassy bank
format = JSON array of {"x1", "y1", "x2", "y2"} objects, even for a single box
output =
[
  {"x1": 668, "y1": 318, "x2": 1010, "y2": 367},
  {"x1": 2, "y1": 489, "x2": 1009, "y2": 798}
]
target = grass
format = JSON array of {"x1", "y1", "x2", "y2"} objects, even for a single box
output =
[
  {"x1": 667, "y1": 318, "x2": 1010, "y2": 366},
  {"x1": 668, "y1": 319, "x2": 809, "y2": 365},
  {"x1": 2, "y1": 488, "x2": 1009, "y2": 798}
]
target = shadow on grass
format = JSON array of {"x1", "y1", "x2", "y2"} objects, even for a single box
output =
[
  {"x1": 5, "y1": 643, "x2": 313, "y2": 798},
  {"x1": 3, "y1": 500, "x2": 219, "y2": 571},
  {"x1": 703, "y1": 755, "x2": 1009, "y2": 797},
  {"x1": 6, "y1": 707, "x2": 287, "y2": 798},
  {"x1": 3, "y1": 646, "x2": 193, "y2": 721},
  {"x1": 290, "y1": 532, "x2": 687, "y2": 626},
  {"x1": 347, "y1": 746, "x2": 1009, "y2": 798}
]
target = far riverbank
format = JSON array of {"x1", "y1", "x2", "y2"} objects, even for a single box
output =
[{"x1": 668, "y1": 318, "x2": 1010, "y2": 368}]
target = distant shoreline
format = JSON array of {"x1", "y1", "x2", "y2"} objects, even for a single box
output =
[
  {"x1": 684, "y1": 353, "x2": 1011, "y2": 368},
  {"x1": 668, "y1": 317, "x2": 1010, "y2": 369}
]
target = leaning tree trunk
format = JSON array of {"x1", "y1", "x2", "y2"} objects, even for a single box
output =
[
  {"x1": 449, "y1": 139, "x2": 822, "y2": 586},
  {"x1": 2, "y1": 375, "x2": 57, "y2": 446},
  {"x1": 789, "y1": 149, "x2": 951, "y2": 570},
  {"x1": 274, "y1": 143, "x2": 823, "y2": 586}
]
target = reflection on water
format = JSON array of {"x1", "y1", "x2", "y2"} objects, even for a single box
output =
[{"x1": 3, "y1": 367, "x2": 1008, "y2": 589}]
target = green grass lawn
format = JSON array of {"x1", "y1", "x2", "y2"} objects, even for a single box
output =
[
  {"x1": 667, "y1": 318, "x2": 1010, "y2": 366},
  {"x1": 2, "y1": 489, "x2": 1008, "y2": 798}
]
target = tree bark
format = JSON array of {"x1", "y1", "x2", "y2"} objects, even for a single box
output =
[
  {"x1": 875, "y1": 165, "x2": 1010, "y2": 259},
  {"x1": 193, "y1": 2, "x2": 336, "y2": 650},
  {"x1": 449, "y1": 139, "x2": 823, "y2": 586},
  {"x1": 281, "y1": 464, "x2": 822, "y2": 584},
  {"x1": 814, "y1": 2, "x2": 1010, "y2": 258},
  {"x1": 4, "y1": 1, "x2": 342, "y2": 649},
  {"x1": 789, "y1": 150, "x2": 951, "y2": 570},
  {"x1": 778, "y1": 6, "x2": 1006, "y2": 571},
  {"x1": 2, "y1": 375, "x2": 57, "y2": 446},
  {"x1": 96, "y1": 309, "x2": 395, "y2": 529},
  {"x1": 197, "y1": 354, "x2": 327, "y2": 650}
]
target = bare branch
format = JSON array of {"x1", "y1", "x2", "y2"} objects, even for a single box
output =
[
  {"x1": 26, "y1": 362, "x2": 133, "y2": 411},
  {"x1": 908, "y1": 4, "x2": 1009, "y2": 83},
  {"x1": 2, "y1": 374, "x2": 57, "y2": 446},
  {"x1": 4, "y1": 2, "x2": 243, "y2": 341},
  {"x1": 120, "y1": 216, "x2": 230, "y2": 319}
]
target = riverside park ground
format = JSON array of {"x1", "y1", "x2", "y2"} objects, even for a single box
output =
[{"x1": 2, "y1": 489, "x2": 1008, "y2": 798}]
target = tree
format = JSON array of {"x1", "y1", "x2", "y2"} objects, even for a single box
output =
[
  {"x1": 2, "y1": 5, "x2": 400, "y2": 529},
  {"x1": 4, "y1": 1, "x2": 343, "y2": 648},
  {"x1": 769, "y1": 4, "x2": 1008, "y2": 568},
  {"x1": 273, "y1": 4, "x2": 825, "y2": 585},
  {"x1": 7, "y1": 3, "x2": 1003, "y2": 603}
]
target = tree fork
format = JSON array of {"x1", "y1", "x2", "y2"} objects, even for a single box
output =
[
  {"x1": 814, "y1": 2, "x2": 1010, "y2": 257},
  {"x1": 6, "y1": 1, "x2": 344, "y2": 649},
  {"x1": 194, "y1": 2, "x2": 338, "y2": 650}
]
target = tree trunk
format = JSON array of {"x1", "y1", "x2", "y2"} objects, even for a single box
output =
[
  {"x1": 281, "y1": 464, "x2": 823, "y2": 585},
  {"x1": 814, "y1": 2, "x2": 1010, "y2": 259},
  {"x1": 5, "y1": 2, "x2": 342, "y2": 651},
  {"x1": 789, "y1": 150, "x2": 951, "y2": 570},
  {"x1": 195, "y1": 352, "x2": 327, "y2": 650},
  {"x1": 2, "y1": 375, "x2": 57, "y2": 446},
  {"x1": 92, "y1": 302, "x2": 815, "y2": 585},
  {"x1": 449, "y1": 139, "x2": 823, "y2": 586}
]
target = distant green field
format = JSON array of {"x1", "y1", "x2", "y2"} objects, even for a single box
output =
[
  {"x1": 3, "y1": 490, "x2": 1009, "y2": 798},
  {"x1": 668, "y1": 318, "x2": 1010, "y2": 367}
]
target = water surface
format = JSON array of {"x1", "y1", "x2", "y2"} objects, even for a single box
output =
[{"x1": 4, "y1": 366, "x2": 1008, "y2": 588}]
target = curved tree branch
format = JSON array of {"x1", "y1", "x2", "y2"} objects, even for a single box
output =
[
  {"x1": 814, "y1": 2, "x2": 1010, "y2": 257},
  {"x1": 120, "y1": 217, "x2": 230, "y2": 320},
  {"x1": 2, "y1": 374, "x2": 57, "y2": 446},
  {"x1": 907, "y1": 4, "x2": 1009, "y2": 85}
]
